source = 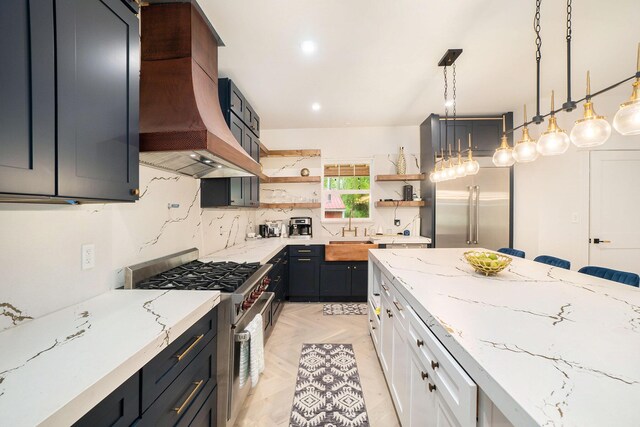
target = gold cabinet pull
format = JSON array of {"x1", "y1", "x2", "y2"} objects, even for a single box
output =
[
  {"x1": 393, "y1": 300, "x2": 403, "y2": 311},
  {"x1": 431, "y1": 360, "x2": 439, "y2": 370},
  {"x1": 428, "y1": 383, "x2": 436, "y2": 392},
  {"x1": 421, "y1": 371, "x2": 428, "y2": 380},
  {"x1": 297, "y1": 258, "x2": 311, "y2": 262},
  {"x1": 416, "y1": 339, "x2": 424, "y2": 347},
  {"x1": 298, "y1": 249, "x2": 311, "y2": 253},
  {"x1": 176, "y1": 334, "x2": 204, "y2": 361},
  {"x1": 174, "y1": 380, "x2": 204, "y2": 414}
]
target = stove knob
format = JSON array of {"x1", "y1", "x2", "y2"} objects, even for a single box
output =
[
  {"x1": 242, "y1": 300, "x2": 252, "y2": 310},
  {"x1": 251, "y1": 291, "x2": 260, "y2": 299}
]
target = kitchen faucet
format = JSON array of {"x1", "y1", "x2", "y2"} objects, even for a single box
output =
[{"x1": 342, "y1": 209, "x2": 358, "y2": 237}]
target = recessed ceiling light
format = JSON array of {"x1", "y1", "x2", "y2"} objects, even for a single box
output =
[
  {"x1": 301, "y1": 40, "x2": 317, "y2": 55},
  {"x1": 203, "y1": 159, "x2": 212, "y2": 164},
  {"x1": 311, "y1": 102, "x2": 321, "y2": 111},
  {"x1": 190, "y1": 154, "x2": 197, "y2": 158},
  {"x1": 216, "y1": 165, "x2": 223, "y2": 169}
]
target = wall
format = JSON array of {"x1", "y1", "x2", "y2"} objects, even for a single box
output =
[
  {"x1": 0, "y1": 166, "x2": 255, "y2": 332},
  {"x1": 259, "y1": 126, "x2": 422, "y2": 237},
  {"x1": 512, "y1": 93, "x2": 640, "y2": 269}
]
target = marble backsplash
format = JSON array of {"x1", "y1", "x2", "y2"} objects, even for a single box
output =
[
  {"x1": 0, "y1": 166, "x2": 254, "y2": 332},
  {"x1": 0, "y1": 148, "x2": 421, "y2": 331}
]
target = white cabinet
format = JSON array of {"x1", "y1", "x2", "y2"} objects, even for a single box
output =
[
  {"x1": 379, "y1": 286, "x2": 393, "y2": 375},
  {"x1": 390, "y1": 297, "x2": 410, "y2": 426},
  {"x1": 409, "y1": 346, "x2": 436, "y2": 427},
  {"x1": 369, "y1": 261, "x2": 479, "y2": 427}
]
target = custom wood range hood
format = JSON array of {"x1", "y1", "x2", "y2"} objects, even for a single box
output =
[{"x1": 139, "y1": 2, "x2": 261, "y2": 178}]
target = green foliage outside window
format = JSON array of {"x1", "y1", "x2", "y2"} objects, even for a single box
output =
[{"x1": 324, "y1": 176, "x2": 370, "y2": 219}]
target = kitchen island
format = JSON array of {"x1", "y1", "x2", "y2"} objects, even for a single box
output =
[{"x1": 368, "y1": 248, "x2": 640, "y2": 427}]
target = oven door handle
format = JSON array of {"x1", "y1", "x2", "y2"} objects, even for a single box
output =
[{"x1": 234, "y1": 292, "x2": 275, "y2": 335}]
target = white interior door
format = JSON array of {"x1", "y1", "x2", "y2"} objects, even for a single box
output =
[{"x1": 589, "y1": 150, "x2": 640, "y2": 273}]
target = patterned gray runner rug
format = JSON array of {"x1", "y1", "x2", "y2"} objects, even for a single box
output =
[
  {"x1": 290, "y1": 344, "x2": 369, "y2": 427},
  {"x1": 322, "y1": 303, "x2": 368, "y2": 316}
]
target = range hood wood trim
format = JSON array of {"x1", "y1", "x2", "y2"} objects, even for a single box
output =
[{"x1": 139, "y1": 2, "x2": 260, "y2": 177}]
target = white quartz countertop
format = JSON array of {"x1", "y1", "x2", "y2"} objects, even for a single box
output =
[
  {"x1": 369, "y1": 248, "x2": 640, "y2": 427},
  {"x1": 202, "y1": 235, "x2": 431, "y2": 264},
  {"x1": 0, "y1": 289, "x2": 220, "y2": 427}
]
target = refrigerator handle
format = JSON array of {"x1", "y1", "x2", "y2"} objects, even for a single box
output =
[
  {"x1": 473, "y1": 186, "x2": 480, "y2": 244},
  {"x1": 466, "y1": 186, "x2": 472, "y2": 244}
]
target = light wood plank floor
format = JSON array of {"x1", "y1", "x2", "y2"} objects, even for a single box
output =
[{"x1": 234, "y1": 303, "x2": 400, "y2": 427}]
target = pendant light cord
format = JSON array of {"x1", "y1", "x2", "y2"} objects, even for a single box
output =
[
  {"x1": 452, "y1": 63, "x2": 457, "y2": 151},
  {"x1": 532, "y1": 0, "x2": 543, "y2": 123},
  {"x1": 443, "y1": 65, "x2": 449, "y2": 162},
  {"x1": 563, "y1": 0, "x2": 577, "y2": 111}
]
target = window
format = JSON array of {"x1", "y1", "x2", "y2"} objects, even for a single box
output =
[{"x1": 322, "y1": 162, "x2": 371, "y2": 220}]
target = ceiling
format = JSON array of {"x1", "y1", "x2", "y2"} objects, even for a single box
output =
[{"x1": 197, "y1": 0, "x2": 639, "y2": 130}]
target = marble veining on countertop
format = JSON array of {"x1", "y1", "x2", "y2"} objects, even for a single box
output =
[
  {"x1": 201, "y1": 235, "x2": 432, "y2": 264},
  {"x1": 369, "y1": 248, "x2": 640, "y2": 427},
  {"x1": 0, "y1": 289, "x2": 220, "y2": 427}
]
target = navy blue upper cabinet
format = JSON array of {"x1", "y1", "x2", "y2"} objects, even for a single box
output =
[
  {"x1": 0, "y1": 0, "x2": 139, "y2": 203},
  {"x1": 56, "y1": 0, "x2": 140, "y2": 201},
  {"x1": 0, "y1": 0, "x2": 56, "y2": 196}
]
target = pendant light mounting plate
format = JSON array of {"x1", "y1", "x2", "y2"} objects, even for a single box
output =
[
  {"x1": 438, "y1": 49, "x2": 463, "y2": 67},
  {"x1": 562, "y1": 100, "x2": 577, "y2": 112}
]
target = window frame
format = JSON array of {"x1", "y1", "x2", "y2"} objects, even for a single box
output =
[{"x1": 321, "y1": 158, "x2": 373, "y2": 223}]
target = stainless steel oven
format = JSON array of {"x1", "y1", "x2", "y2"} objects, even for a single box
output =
[{"x1": 228, "y1": 292, "x2": 274, "y2": 426}]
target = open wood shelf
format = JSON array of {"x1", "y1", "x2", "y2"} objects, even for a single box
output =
[
  {"x1": 261, "y1": 149, "x2": 321, "y2": 158},
  {"x1": 375, "y1": 200, "x2": 426, "y2": 208},
  {"x1": 260, "y1": 202, "x2": 321, "y2": 209},
  {"x1": 375, "y1": 173, "x2": 426, "y2": 182},
  {"x1": 260, "y1": 176, "x2": 322, "y2": 184}
]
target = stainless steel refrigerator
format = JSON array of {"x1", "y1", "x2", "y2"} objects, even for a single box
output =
[{"x1": 435, "y1": 158, "x2": 511, "y2": 249}]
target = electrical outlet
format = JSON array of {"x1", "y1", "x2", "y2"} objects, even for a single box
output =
[
  {"x1": 571, "y1": 212, "x2": 579, "y2": 224},
  {"x1": 82, "y1": 244, "x2": 95, "y2": 270},
  {"x1": 394, "y1": 219, "x2": 401, "y2": 226}
]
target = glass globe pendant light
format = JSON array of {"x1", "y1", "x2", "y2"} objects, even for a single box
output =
[
  {"x1": 613, "y1": 43, "x2": 640, "y2": 135},
  {"x1": 513, "y1": 105, "x2": 539, "y2": 163},
  {"x1": 464, "y1": 134, "x2": 480, "y2": 175},
  {"x1": 454, "y1": 139, "x2": 467, "y2": 177},
  {"x1": 537, "y1": 90, "x2": 570, "y2": 155},
  {"x1": 492, "y1": 115, "x2": 516, "y2": 167},
  {"x1": 429, "y1": 155, "x2": 441, "y2": 183},
  {"x1": 571, "y1": 71, "x2": 611, "y2": 147}
]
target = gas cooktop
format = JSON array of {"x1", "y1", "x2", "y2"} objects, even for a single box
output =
[{"x1": 136, "y1": 260, "x2": 261, "y2": 292}]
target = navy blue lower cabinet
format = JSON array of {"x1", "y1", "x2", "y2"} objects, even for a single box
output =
[
  {"x1": 72, "y1": 372, "x2": 140, "y2": 427},
  {"x1": 320, "y1": 263, "x2": 351, "y2": 298},
  {"x1": 319, "y1": 261, "x2": 368, "y2": 302},
  {"x1": 350, "y1": 262, "x2": 368, "y2": 301},
  {"x1": 289, "y1": 256, "x2": 320, "y2": 301},
  {"x1": 139, "y1": 336, "x2": 217, "y2": 427},
  {"x1": 141, "y1": 308, "x2": 218, "y2": 411},
  {"x1": 188, "y1": 387, "x2": 218, "y2": 427}
]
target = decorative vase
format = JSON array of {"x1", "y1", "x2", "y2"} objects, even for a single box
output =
[
  {"x1": 300, "y1": 168, "x2": 310, "y2": 177},
  {"x1": 396, "y1": 147, "x2": 406, "y2": 174}
]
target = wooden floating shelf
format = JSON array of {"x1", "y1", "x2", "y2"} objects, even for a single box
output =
[
  {"x1": 261, "y1": 149, "x2": 321, "y2": 158},
  {"x1": 260, "y1": 202, "x2": 321, "y2": 209},
  {"x1": 375, "y1": 174, "x2": 426, "y2": 182},
  {"x1": 260, "y1": 176, "x2": 322, "y2": 184},
  {"x1": 375, "y1": 200, "x2": 426, "y2": 208}
]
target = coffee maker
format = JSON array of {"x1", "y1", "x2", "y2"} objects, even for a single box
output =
[{"x1": 289, "y1": 217, "x2": 312, "y2": 239}]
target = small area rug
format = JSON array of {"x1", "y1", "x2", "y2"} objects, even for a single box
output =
[
  {"x1": 289, "y1": 344, "x2": 369, "y2": 427},
  {"x1": 322, "y1": 303, "x2": 368, "y2": 316}
]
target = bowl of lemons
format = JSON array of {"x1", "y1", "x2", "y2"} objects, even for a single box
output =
[{"x1": 463, "y1": 251, "x2": 512, "y2": 276}]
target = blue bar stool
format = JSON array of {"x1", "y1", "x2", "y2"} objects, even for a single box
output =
[
  {"x1": 534, "y1": 255, "x2": 571, "y2": 270},
  {"x1": 497, "y1": 248, "x2": 526, "y2": 258},
  {"x1": 578, "y1": 266, "x2": 640, "y2": 287}
]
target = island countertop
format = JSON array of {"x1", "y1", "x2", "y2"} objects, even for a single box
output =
[
  {"x1": 368, "y1": 248, "x2": 640, "y2": 427},
  {"x1": 0, "y1": 289, "x2": 220, "y2": 427}
]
